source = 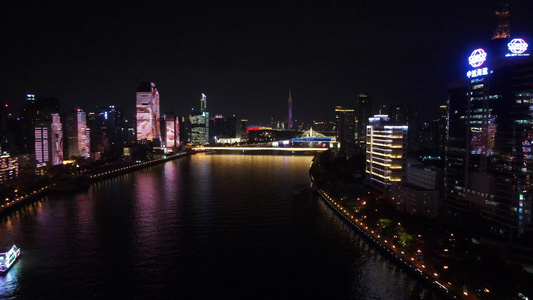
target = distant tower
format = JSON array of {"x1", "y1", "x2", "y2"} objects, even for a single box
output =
[
  {"x1": 492, "y1": 2, "x2": 510, "y2": 40},
  {"x1": 288, "y1": 90, "x2": 293, "y2": 130},
  {"x1": 201, "y1": 93, "x2": 207, "y2": 113}
]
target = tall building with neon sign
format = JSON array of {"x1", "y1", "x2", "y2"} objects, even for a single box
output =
[{"x1": 446, "y1": 6, "x2": 533, "y2": 263}]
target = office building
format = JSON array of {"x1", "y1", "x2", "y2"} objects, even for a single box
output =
[
  {"x1": 355, "y1": 93, "x2": 372, "y2": 146},
  {"x1": 446, "y1": 23, "x2": 533, "y2": 262},
  {"x1": 66, "y1": 109, "x2": 90, "y2": 159},
  {"x1": 189, "y1": 94, "x2": 210, "y2": 146},
  {"x1": 391, "y1": 160, "x2": 442, "y2": 218},
  {"x1": 335, "y1": 106, "x2": 356, "y2": 148},
  {"x1": 34, "y1": 113, "x2": 63, "y2": 166},
  {"x1": 365, "y1": 115, "x2": 408, "y2": 193},
  {"x1": 18, "y1": 95, "x2": 60, "y2": 155},
  {"x1": 162, "y1": 113, "x2": 177, "y2": 149}
]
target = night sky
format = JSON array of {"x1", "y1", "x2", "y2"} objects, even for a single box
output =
[{"x1": 2, "y1": 0, "x2": 533, "y2": 125}]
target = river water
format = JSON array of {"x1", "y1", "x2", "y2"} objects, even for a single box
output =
[{"x1": 0, "y1": 153, "x2": 438, "y2": 299}]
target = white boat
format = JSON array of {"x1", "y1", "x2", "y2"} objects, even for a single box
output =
[{"x1": 0, "y1": 245, "x2": 20, "y2": 273}]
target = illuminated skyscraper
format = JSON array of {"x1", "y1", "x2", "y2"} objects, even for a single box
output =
[
  {"x1": 162, "y1": 113, "x2": 176, "y2": 149},
  {"x1": 335, "y1": 106, "x2": 355, "y2": 148},
  {"x1": 200, "y1": 93, "x2": 207, "y2": 113},
  {"x1": 446, "y1": 23, "x2": 533, "y2": 262},
  {"x1": 189, "y1": 112, "x2": 209, "y2": 145},
  {"x1": 35, "y1": 113, "x2": 63, "y2": 165},
  {"x1": 19, "y1": 95, "x2": 60, "y2": 155},
  {"x1": 66, "y1": 109, "x2": 90, "y2": 159},
  {"x1": 136, "y1": 82, "x2": 161, "y2": 143},
  {"x1": 189, "y1": 94, "x2": 209, "y2": 145},
  {"x1": 365, "y1": 115, "x2": 408, "y2": 192}
]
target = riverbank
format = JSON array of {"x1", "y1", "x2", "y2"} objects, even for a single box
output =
[
  {"x1": 309, "y1": 149, "x2": 533, "y2": 300},
  {"x1": 0, "y1": 152, "x2": 190, "y2": 215},
  {"x1": 314, "y1": 187, "x2": 457, "y2": 300}
]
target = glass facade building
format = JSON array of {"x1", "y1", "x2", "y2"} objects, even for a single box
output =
[{"x1": 446, "y1": 37, "x2": 533, "y2": 262}]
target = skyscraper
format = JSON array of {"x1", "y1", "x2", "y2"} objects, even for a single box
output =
[
  {"x1": 365, "y1": 115, "x2": 408, "y2": 192},
  {"x1": 35, "y1": 113, "x2": 63, "y2": 166},
  {"x1": 66, "y1": 109, "x2": 90, "y2": 159},
  {"x1": 136, "y1": 82, "x2": 160, "y2": 143},
  {"x1": 335, "y1": 106, "x2": 355, "y2": 148},
  {"x1": 162, "y1": 113, "x2": 176, "y2": 149},
  {"x1": 445, "y1": 17, "x2": 533, "y2": 262},
  {"x1": 354, "y1": 93, "x2": 372, "y2": 146},
  {"x1": 189, "y1": 94, "x2": 209, "y2": 145},
  {"x1": 19, "y1": 95, "x2": 60, "y2": 155},
  {"x1": 378, "y1": 104, "x2": 418, "y2": 156}
]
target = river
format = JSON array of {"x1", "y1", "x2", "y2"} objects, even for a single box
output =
[{"x1": 0, "y1": 153, "x2": 439, "y2": 299}]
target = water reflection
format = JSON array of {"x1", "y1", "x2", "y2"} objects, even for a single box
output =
[
  {"x1": 0, "y1": 262, "x2": 20, "y2": 297},
  {"x1": 0, "y1": 154, "x2": 437, "y2": 299}
]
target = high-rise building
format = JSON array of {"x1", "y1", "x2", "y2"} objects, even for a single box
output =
[
  {"x1": 335, "y1": 106, "x2": 356, "y2": 148},
  {"x1": 210, "y1": 114, "x2": 237, "y2": 140},
  {"x1": 239, "y1": 119, "x2": 248, "y2": 141},
  {"x1": 87, "y1": 105, "x2": 129, "y2": 160},
  {"x1": 189, "y1": 94, "x2": 210, "y2": 146},
  {"x1": 136, "y1": 82, "x2": 160, "y2": 144},
  {"x1": 379, "y1": 104, "x2": 418, "y2": 156},
  {"x1": 445, "y1": 18, "x2": 533, "y2": 262},
  {"x1": 18, "y1": 95, "x2": 60, "y2": 155},
  {"x1": 365, "y1": 115, "x2": 408, "y2": 193},
  {"x1": 175, "y1": 116, "x2": 181, "y2": 149},
  {"x1": 200, "y1": 93, "x2": 207, "y2": 113},
  {"x1": 162, "y1": 113, "x2": 177, "y2": 149},
  {"x1": 34, "y1": 113, "x2": 63, "y2": 166},
  {"x1": 189, "y1": 112, "x2": 209, "y2": 145},
  {"x1": 66, "y1": 109, "x2": 90, "y2": 159},
  {"x1": 355, "y1": 93, "x2": 372, "y2": 146}
]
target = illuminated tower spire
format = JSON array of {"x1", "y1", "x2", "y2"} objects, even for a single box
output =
[
  {"x1": 200, "y1": 93, "x2": 207, "y2": 113},
  {"x1": 492, "y1": 2, "x2": 510, "y2": 40},
  {"x1": 288, "y1": 90, "x2": 293, "y2": 130}
]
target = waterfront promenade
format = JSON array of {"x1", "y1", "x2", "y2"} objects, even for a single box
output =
[
  {"x1": 315, "y1": 188, "x2": 460, "y2": 300},
  {"x1": 309, "y1": 148, "x2": 533, "y2": 300}
]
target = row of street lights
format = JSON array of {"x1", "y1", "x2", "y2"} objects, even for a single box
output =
[{"x1": 317, "y1": 189, "x2": 461, "y2": 299}]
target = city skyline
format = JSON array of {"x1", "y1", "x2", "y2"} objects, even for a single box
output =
[{"x1": 2, "y1": 1, "x2": 533, "y2": 124}]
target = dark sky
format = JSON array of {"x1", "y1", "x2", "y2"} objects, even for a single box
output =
[{"x1": 2, "y1": 0, "x2": 533, "y2": 125}]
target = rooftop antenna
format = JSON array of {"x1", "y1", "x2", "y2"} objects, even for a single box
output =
[{"x1": 492, "y1": 2, "x2": 510, "y2": 40}]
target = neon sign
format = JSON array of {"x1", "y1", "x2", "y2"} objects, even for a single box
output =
[
  {"x1": 467, "y1": 67, "x2": 488, "y2": 78},
  {"x1": 506, "y1": 38, "x2": 529, "y2": 57},
  {"x1": 468, "y1": 48, "x2": 487, "y2": 67}
]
